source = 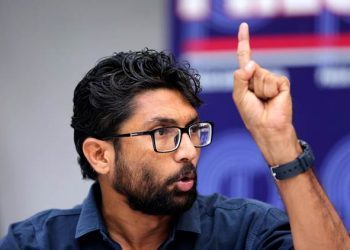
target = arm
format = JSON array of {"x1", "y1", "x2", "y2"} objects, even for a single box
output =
[{"x1": 233, "y1": 22, "x2": 350, "y2": 249}]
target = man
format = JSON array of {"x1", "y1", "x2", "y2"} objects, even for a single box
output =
[{"x1": 1, "y1": 23, "x2": 349, "y2": 249}]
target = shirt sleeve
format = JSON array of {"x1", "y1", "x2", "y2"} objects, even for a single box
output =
[
  {"x1": 0, "y1": 220, "x2": 38, "y2": 250},
  {"x1": 253, "y1": 207, "x2": 294, "y2": 250}
]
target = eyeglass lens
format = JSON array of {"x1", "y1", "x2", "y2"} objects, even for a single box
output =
[{"x1": 153, "y1": 123, "x2": 212, "y2": 152}]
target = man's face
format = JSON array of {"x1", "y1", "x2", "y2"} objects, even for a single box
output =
[{"x1": 111, "y1": 88, "x2": 200, "y2": 215}]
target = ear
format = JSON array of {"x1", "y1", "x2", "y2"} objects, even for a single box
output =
[{"x1": 82, "y1": 138, "x2": 115, "y2": 176}]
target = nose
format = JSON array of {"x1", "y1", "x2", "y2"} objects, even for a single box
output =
[{"x1": 173, "y1": 133, "x2": 198, "y2": 163}]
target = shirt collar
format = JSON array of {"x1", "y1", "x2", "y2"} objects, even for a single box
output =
[
  {"x1": 75, "y1": 182, "x2": 107, "y2": 239},
  {"x1": 174, "y1": 198, "x2": 201, "y2": 234},
  {"x1": 75, "y1": 182, "x2": 202, "y2": 238}
]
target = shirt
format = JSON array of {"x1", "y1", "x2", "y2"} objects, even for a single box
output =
[{"x1": 0, "y1": 182, "x2": 293, "y2": 249}]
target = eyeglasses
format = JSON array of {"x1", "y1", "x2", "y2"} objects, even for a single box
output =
[{"x1": 102, "y1": 121, "x2": 213, "y2": 153}]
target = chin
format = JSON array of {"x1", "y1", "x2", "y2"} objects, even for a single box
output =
[{"x1": 173, "y1": 188, "x2": 198, "y2": 207}]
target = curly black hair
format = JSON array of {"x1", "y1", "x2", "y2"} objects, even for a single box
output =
[{"x1": 71, "y1": 48, "x2": 202, "y2": 180}]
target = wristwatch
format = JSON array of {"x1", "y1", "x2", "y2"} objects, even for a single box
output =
[{"x1": 270, "y1": 140, "x2": 315, "y2": 180}]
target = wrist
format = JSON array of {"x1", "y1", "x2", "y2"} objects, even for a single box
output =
[
  {"x1": 250, "y1": 125, "x2": 302, "y2": 166},
  {"x1": 271, "y1": 140, "x2": 315, "y2": 180}
]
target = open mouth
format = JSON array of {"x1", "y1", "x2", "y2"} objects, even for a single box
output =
[
  {"x1": 175, "y1": 171, "x2": 196, "y2": 192},
  {"x1": 177, "y1": 171, "x2": 196, "y2": 182},
  {"x1": 179, "y1": 176, "x2": 192, "y2": 182}
]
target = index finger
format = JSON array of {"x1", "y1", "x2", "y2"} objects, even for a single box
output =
[{"x1": 237, "y1": 22, "x2": 251, "y2": 68}]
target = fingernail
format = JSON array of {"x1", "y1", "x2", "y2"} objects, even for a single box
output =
[{"x1": 245, "y1": 61, "x2": 255, "y2": 71}]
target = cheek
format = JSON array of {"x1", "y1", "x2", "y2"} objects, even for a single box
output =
[
  {"x1": 129, "y1": 150, "x2": 177, "y2": 183},
  {"x1": 118, "y1": 139, "x2": 164, "y2": 174},
  {"x1": 195, "y1": 148, "x2": 201, "y2": 162},
  {"x1": 123, "y1": 135, "x2": 155, "y2": 155},
  {"x1": 139, "y1": 152, "x2": 174, "y2": 181}
]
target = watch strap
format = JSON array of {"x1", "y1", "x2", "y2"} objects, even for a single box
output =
[{"x1": 271, "y1": 140, "x2": 315, "y2": 180}]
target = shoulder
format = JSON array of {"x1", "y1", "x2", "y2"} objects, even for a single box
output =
[
  {"x1": 0, "y1": 206, "x2": 82, "y2": 249},
  {"x1": 197, "y1": 193, "x2": 284, "y2": 216},
  {"x1": 196, "y1": 193, "x2": 289, "y2": 235},
  {"x1": 13, "y1": 206, "x2": 82, "y2": 232},
  {"x1": 193, "y1": 194, "x2": 292, "y2": 249}
]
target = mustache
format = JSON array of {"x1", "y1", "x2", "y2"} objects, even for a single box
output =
[{"x1": 165, "y1": 163, "x2": 197, "y2": 185}]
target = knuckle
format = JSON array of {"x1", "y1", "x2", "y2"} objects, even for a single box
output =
[
  {"x1": 232, "y1": 92, "x2": 239, "y2": 103},
  {"x1": 233, "y1": 69, "x2": 244, "y2": 80},
  {"x1": 237, "y1": 50, "x2": 250, "y2": 57},
  {"x1": 232, "y1": 90, "x2": 243, "y2": 104},
  {"x1": 279, "y1": 75, "x2": 289, "y2": 83}
]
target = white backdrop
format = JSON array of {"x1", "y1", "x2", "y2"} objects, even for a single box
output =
[{"x1": 0, "y1": 0, "x2": 165, "y2": 236}]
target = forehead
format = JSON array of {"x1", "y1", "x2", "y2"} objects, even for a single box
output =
[{"x1": 128, "y1": 88, "x2": 198, "y2": 128}]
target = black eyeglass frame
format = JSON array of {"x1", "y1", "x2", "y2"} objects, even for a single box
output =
[{"x1": 100, "y1": 121, "x2": 214, "y2": 153}]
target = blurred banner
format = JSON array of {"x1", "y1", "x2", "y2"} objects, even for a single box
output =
[{"x1": 170, "y1": 0, "x2": 350, "y2": 229}]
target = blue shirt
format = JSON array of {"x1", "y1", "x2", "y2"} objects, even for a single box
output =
[{"x1": 0, "y1": 183, "x2": 293, "y2": 249}]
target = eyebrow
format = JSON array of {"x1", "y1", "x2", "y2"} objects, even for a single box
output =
[{"x1": 144, "y1": 115, "x2": 200, "y2": 128}]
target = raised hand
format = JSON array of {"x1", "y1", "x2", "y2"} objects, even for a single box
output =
[
  {"x1": 233, "y1": 23, "x2": 350, "y2": 249},
  {"x1": 232, "y1": 23, "x2": 300, "y2": 166}
]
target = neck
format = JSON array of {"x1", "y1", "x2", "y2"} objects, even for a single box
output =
[{"x1": 99, "y1": 181, "x2": 174, "y2": 250}]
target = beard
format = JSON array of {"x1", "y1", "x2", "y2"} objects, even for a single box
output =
[{"x1": 112, "y1": 151, "x2": 197, "y2": 215}]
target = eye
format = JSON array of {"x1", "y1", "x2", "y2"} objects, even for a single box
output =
[
  {"x1": 190, "y1": 123, "x2": 201, "y2": 134},
  {"x1": 156, "y1": 127, "x2": 170, "y2": 136},
  {"x1": 191, "y1": 125, "x2": 199, "y2": 133}
]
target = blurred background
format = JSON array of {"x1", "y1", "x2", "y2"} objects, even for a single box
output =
[{"x1": 1, "y1": 0, "x2": 350, "y2": 237}]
